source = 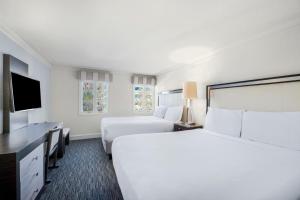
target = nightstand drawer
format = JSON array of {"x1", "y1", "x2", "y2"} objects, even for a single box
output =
[{"x1": 174, "y1": 126, "x2": 184, "y2": 131}]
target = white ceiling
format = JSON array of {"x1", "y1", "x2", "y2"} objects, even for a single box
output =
[{"x1": 0, "y1": 0, "x2": 299, "y2": 74}]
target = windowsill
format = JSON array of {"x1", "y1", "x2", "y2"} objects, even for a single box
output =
[
  {"x1": 133, "y1": 111, "x2": 154, "y2": 115},
  {"x1": 78, "y1": 112, "x2": 108, "y2": 116}
]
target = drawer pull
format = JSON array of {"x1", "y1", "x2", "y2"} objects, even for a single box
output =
[
  {"x1": 31, "y1": 188, "x2": 39, "y2": 199},
  {"x1": 33, "y1": 156, "x2": 38, "y2": 161},
  {"x1": 35, "y1": 172, "x2": 39, "y2": 177}
]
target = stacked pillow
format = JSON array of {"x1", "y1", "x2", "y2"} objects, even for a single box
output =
[
  {"x1": 205, "y1": 107, "x2": 243, "y2": 137},
  {"x1": 153, "y1": 106, "x2": 184, "y2": 122},
  {"x1": 242, "y1": 111, "x2": 300, "y2": 150},
  {"x1": 205, "y1": 107, "x2": 300, "y2": 151},
  {"x1": 153, "y1": 106, "x2": 168, "y2": 118},
  {"x1": 164, "y1": 106, "x2": 183, "y2": 122}
]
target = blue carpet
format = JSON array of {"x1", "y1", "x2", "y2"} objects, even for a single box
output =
[{"x1": 39, "y1": 139, "x2": 123, "y2": 200}]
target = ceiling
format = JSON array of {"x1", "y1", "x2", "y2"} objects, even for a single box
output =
[{"x1": 0, "y1": 0, "x2": 299, "y2": 74}]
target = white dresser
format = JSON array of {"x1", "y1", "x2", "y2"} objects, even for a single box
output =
[
  {"x1": 0, "y1": 122, "x2": 58, "y2": 200},
  {"x1": 19, "y1": 144, "x2": 44, "y2": 200}
]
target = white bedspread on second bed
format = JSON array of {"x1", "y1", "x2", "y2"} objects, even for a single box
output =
[
  {"x1": 112, "y1": 129, "x2": 300, "y2": 200},
  {"x1": 101, "y1": 116, "x2": 174, "y2": 152}
]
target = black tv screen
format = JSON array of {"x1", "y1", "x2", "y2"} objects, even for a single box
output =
[{"x1": 11, "y1": 72, "x2": 42, "y2": 111}]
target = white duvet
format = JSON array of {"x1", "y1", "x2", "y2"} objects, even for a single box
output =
[
  {"x1": 101, "y1": 116, "x2": 174, "y2": 153},
  {"x1": 112, "y1": 129, "x2": 300, "y2": 200}
]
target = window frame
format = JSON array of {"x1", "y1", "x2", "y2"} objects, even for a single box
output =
[
  {"x1": 132, "y1": 84, "x2": 155, "y2": 114},
  {"x1": 79, "y1": 80, "x2": 109, "y2": 115}
]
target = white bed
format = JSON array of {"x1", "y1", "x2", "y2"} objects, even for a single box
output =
[
  {"x1": 112, "y1": 129, "x2": 300, "y2": 200},
  {"x1": 101, "y1": 116, "x2": 174, "y2": 153},
  {"x1": 101, "y1": 89, "x2": 184, "y2": 154}
]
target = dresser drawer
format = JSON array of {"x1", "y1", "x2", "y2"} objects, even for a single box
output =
[
  {"x1": 21, "y1": 159, "x2": 43, "y2": 193},
  {"x1": 21, "y1": 172, "x2": 43, "y2": 200},
  {"x1": 19, "y1": 143, "x2": 44, "y2": 200},
  {"x1": 20, "y1": 144, "x2": 44, "y2": 177}
]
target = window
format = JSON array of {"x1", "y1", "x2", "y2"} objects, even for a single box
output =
[
  {"x1": 79, "y1": 80, "x2": 109, "y2": 114},
  {"x1": 133, "y1": 84, "x2": 155, "y2": 113}
]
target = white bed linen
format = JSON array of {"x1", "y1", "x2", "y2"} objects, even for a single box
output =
[
  {"x1": 205, "y1": 107, "x2": 243, "y2": 137},
  {"x1": 242, "y1": 111, "x2": 300, "y2": 150},
  {"x1": 112, "y1": 129, "x2": 300, "y2": 200},
  {"x1": 101, "y1": 116, "x2": 174, "y2": 153}
]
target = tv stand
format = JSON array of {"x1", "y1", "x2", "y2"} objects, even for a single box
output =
[{"x1": 0, "y1": 122, "x2": 59, "y2": 200}]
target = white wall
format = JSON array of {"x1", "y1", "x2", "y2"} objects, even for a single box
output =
[
  {"x1": 50, "y1": 66, "x2": 137, "y2": 137},
  {"x1": 0, "y1": 30, "x2": 52, "y2": 134},
  {"x1": 157, "y1": 23, "x2": 300, "y2": 124}
]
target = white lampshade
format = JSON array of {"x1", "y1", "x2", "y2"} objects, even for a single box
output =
[{"x1": 183, "y1": 81, "x2": 197, "y2": 99}]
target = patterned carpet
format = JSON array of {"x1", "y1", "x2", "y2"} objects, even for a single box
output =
[{"x1": 39, "y1": 139, "x2": 123, "y2": 200}]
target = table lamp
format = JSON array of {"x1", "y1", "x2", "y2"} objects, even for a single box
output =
[{"x1": 183, "y1": 81, "x2": 197, "y2": 125}]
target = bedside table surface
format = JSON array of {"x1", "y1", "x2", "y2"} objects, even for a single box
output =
[
  {"x1": 174, "y1": 123, "x2": 203, "y2": 132},
  {"x1": 174, "y1": 123, "x2": 203, "y2": 128}
]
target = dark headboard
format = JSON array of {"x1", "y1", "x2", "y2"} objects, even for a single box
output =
[{"x1": 206, "y1": 73, "x2": 300, "y2": 113}]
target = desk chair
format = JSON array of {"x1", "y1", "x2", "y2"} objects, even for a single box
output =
[{"x1": 45, "y1": 127, "x2": 62, "y2": 184}]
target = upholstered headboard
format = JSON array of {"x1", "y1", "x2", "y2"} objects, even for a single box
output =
[
  {"x1": 206, "y1": 74, "x2": 300, "y2": 112},
  {"x1": 158, "y1": 89, "x2": 183, "y2": 107}
]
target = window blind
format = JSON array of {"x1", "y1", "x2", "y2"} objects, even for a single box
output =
[
  {"x1": 78, "y1": 69, "x2": 113, "y2": 82},
  {"x1": 131, "y1": 74, "x2": 157, "y2": 85}
]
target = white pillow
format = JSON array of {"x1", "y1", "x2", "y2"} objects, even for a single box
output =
[
  {"x1": 164, "y1": 106, "x2": 183, "y2": 122},
  {"x1": 153, "y1": 106, "x2": 168, "y2": 118},
  {"x1": 205, "y1": 107, "x2": 243, "y2": 137},
  {"x1": 242, "y1": 111, "x2": 300, "y2": 150}
]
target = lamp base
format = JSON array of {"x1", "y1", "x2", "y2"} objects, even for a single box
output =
[
  {"x1": 184, "y1": 122, "x2": 196, "y2": 126},
  {"x1": 185, "y1": 102, "x2": 194, "y2": 125}
]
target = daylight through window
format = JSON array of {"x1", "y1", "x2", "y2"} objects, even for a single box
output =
[
  {"x1": 133, "y1": 85, "x2": 154, "y2": 113},
  {"x1": 80, "y1": 80, "x2": 108, "y2": 114}
]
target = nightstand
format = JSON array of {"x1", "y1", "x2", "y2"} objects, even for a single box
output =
[{"x1": 174, "y1": 123, "x2": 203, "y2": 132}]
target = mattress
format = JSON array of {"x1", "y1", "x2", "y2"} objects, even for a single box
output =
[
  {"x1": 112, "y1": 129, "x2": 300, "y2": 200},
  {"x1": 101, "y1": 116, "x2": 174, "y2": 153}
]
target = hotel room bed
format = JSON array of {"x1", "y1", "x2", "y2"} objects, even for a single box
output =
[
  {"x1": 101, "y1": 116, "x2": 174, "y2": 153},
  {"x1": 112, "y1": 129, "x2": 300, "y2": 200},
  {"x1": 101, "y1": 90, "x2": 184, "y2": 154}
]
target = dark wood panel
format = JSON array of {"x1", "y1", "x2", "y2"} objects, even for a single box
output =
[
  {"x1": 0, "y1": 122, "x2": 58, "y2": 156},
  {"x1": 3, "y1": 54, "x2": 11, "y2": 134},
  {"x1": 0, "y1": 153, "x2": 17, "y2": 199}
]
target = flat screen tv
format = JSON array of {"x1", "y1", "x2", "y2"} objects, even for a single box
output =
[{"x1": 10, "y1": 72, "x2": 42, "y2": 112}]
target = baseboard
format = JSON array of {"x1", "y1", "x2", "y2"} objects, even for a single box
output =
[{"x1": 70, "y1": 133, "x2": 101, "y2": 140}]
